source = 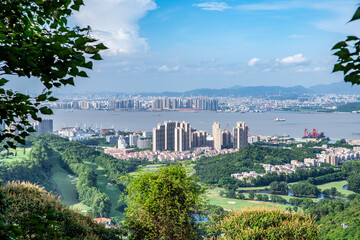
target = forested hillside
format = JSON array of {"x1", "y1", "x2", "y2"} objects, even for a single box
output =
[
  {"x1": 0, "y1": 134, "x2": 149, "y2": 219},
  {"x1": 194, "y1": 145, "x2": 321, "y2": 185}
]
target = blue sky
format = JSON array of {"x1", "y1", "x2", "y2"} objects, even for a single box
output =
[{"x1": 9, "y1": 0, "x2": 360, "y2": 93}]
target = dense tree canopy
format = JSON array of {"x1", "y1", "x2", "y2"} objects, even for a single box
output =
[
  {"x1": 347, "y1": 173, "x2": 360, "y2": 192},
  {"x1": 306, "y1": 199, "x2": 360, "y2": 239},
  {"x1": 123, "y1": 165, "x2": 206, "y2": 240},
  {"x1": 0, "y1": 0, "x2": 106, "y2": 149},
  {"x1": 291, "y1": 181, "x2": 321, "y2": 198},
  {"x1": 195, "y1": 145, "x2": 320, "y2": 185},
  {"x1": 270, "y1": 181, "x2": 288, "y2": 194}
]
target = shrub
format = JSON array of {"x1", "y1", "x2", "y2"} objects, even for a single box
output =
[
  {"x1": 206, "y1": 208, "x2": 319, "y2": 240},
  {"x1": 4, "y1": 181, "x2": 120, "y2": 239}
]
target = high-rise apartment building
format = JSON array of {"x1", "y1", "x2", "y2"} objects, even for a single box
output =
[
  {"x1": 34, "y1": 119, "x2": 53, "y2": 134},
  {"x1": 165, "y1": 121, "x2": 179, "y2": 150},
  {"x1": 212, "y1": 122, "x2": 222, "y2": 150},
  {"x1": 192, "y1": 131, "x2": 207, "y2": 147},
  {"x1": 222, "y1": 129, "x2": 231, "y2": 148},
  {"x1": 174, "y1": 122, "x2": 192, "y2": 152},
  {"x1": 152, "y1": 99, "x2": 163, "y2": 110},
  {"x1": 153, "y1": 123, "x2": 166, "y2": 151},
  {"x1": 153, "y1": 121, "x2": 196, "y2": 152},
  {"x1": 233, "y1": 122, "x2": 248, "y2": 149}
]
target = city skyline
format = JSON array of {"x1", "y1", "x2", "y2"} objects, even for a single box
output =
[{"x1": 6, "y1": 0, "x2": 360, "y2": 94}]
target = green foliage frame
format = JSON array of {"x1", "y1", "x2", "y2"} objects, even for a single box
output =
[{"x1": 0, "y1": 0, "x2": 106, "y2": 148}]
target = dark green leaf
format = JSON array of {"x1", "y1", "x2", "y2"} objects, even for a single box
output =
[
  {"x1": 36, "y1": 94, "x2": 47, "y2": 102},
  {"x1": 96, "y1": 43, "x2": 108, "y2": 50},
  {"x1": 332, "y1": 41, "x2": 347, "y2": 50},
  {"x1": 91, "y1": 53, "x2": 102, "y2": 60},
  {"x1": 346, "y1": 36, "x2": 359, "y2": 41},
  {"x1": 71, "y1": 4, "x2": 80, "y2": 11},
  {"x1": 48, "y1": 97, "x2": 58, "y2": 101},
  {"x1": 332, "y1": 63, "x2": 345, "y2": 73},
  {"x1": 0, "y1": 78, "x2": 9, "y2": 86},
  {"x1": 350, "y1": 6, "x2": 360, "y2": 22},
  {"x1": 39, "y1": 107, "x2": 53, "y2": 115},
  {"x1": 78, "y1": 71, "x2": 88, "y2": 77},
  {"x1": 334, "y1": 49, "x2": 351, "y2": 59},
  {"x1": 82, "y1": 61, "x2": 93, "y2": 69}
]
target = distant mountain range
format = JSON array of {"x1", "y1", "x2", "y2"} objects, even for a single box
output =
[{"x1": 138, "y1": 82, "x2": 360, "y2": 97}]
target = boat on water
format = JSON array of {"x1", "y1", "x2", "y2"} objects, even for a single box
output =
[{"x1": 274, "y1": 118, "x2": 285, "y2": 122}]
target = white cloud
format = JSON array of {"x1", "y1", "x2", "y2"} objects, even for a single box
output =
[
  {"x1": 247, "y1": 54, "x2": 312, "y2": 72},
  {"x1": 248, "y1": 58, "x2": 260, "y2": 66},
  {"x1": 289, "y1": 34, "x2": 305, "y2": 38},
  {"x1": 295, "y1": 66, "x2": 327, "y2": 73},
  {"x1": 73, "y1": 0, "x2": 157, "y2": 56},
  {"x1": 193, "y1": 2, "x2": 231, "y2": 11},
  {"x1": 280, "y1": 54, "x2": 309, "y2": 65},
  {"x1": 158, "y1": 65, "x2": 180, "y2": 72}
]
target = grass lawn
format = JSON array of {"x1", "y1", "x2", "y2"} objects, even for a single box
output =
[
  {"x1": 237, "y1": 186, "x2": 270, "y2": 191},
  {"x1": 316, "y1": 180, "x2": 355, "y2": 196},
  {"x1": 70, "y1": 202, "x2": 92, "y2": 212},
  {"x1": 207, "y1": 195, "x2": 289, "y2": 211},
  {"x1": 84, "y1": 162, "x2": 124, "y2": 221},
  {"x1": 206, "y1": 188, "x2": 294, "y2": 212},
  {"x1": 50, "y1": 151, "x2": 81, "y2": 207},
  {"x1": 0, "y1": 147, "x2": 31, "y2": 163},
  {"x1": 139, "y1": 163, "x2": 165, "y2": 172}
]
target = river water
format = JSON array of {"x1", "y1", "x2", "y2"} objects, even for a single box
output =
[{"x1": 51, "y1": 110, "x2": 360, "y2": 140}]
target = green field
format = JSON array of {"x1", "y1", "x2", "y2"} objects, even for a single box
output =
[
  {"x1": 49, "y1": 151, "x2": 82, "y2": 207},
  {"x1": 206, "y1": 187, "x2": 292, "y2": 211},
  {"x1": 139, "y1": 163, "x2": 165, "y2": 172},
  {"x1": 207, "y1": 195, "x2": 289, "y2": 211},
  {"x1": 237, "y1": 185, "x2": 270, "y2": 191},
  {"x1": 84, "y1": 162, "x2": 124, "y2": 221},
  {"x1": 0, "y1": 148, "x2": 31, "y2": 163},
  {"x1": 138, "y1": 163, "x2": 195, "y2": 175},
  {"x1": 316, "y1": 180, "x2": 355, "y2": 196},
  {"x1": 70, "y1": 202, "x2": 92, "y2": 212}
]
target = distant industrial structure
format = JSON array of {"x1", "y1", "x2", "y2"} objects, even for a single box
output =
[{"x1": 303, "y1": 128, "x2": 325, "y2": 139}]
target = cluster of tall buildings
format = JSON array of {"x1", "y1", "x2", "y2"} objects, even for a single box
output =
[
  {"x1": 152, "y1": 120, "x2": 248, "y2": 152},
  {"x1": 152, "y1": 121, "x2": 207, "y2": 152},
  {"x1": 109, "y1": 100, "x2": 142, "y2": 110},
  {"x1": 152, "y1": 98, "x2": 218, "y2": 111},
  {"x1": 212, "y1": 122, "x2": 249, "y2": 150}
]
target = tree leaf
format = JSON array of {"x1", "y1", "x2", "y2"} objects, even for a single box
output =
[
  {"x1": 78, "y1": 71, "x2": 88, "y2": 77},
  {"x1": 332, "y1": 63, "x2": 345, "y2": 73},
  {"x1": 0, "y1": 78, "x2": 9, "y2": 86},
  {"x1": 91, "y1": 53, "x2": 102, "y2": 60},
  {"x1": 332, "y1": 41, "x2": 347, "y2": 50},
  {"x1": 96, "y1": 43, "x2": 108, "y2": 50},
  {"x1": 346, "y1": 36, "x2": 359, "y2": 41},
  {"x1": 39, "y1": 107, "x2": 53, "y2": 115},
  {"x1": 350, "y1": 6, "x2": 360, "y2": 22}
]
